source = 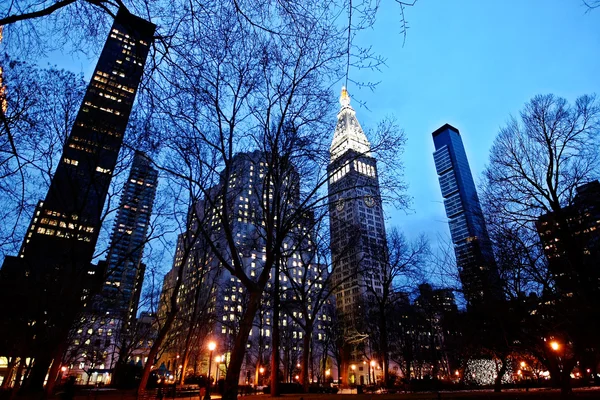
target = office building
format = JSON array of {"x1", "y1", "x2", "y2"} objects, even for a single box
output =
[
  {"x1": 328, "y1": 87, "x2": 387, "y2": 385},
  {"x1": 0, "y1": 8, "x2": 155, "y2": 388},
  {"x1": 432, "y1": 123, "x2": 500, "y2": 306}
]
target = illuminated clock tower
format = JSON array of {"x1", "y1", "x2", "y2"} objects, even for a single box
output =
[{"x1": 328, "y1": 87, "x2": 387, "y2": 385}]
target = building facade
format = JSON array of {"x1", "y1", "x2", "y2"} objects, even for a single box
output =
[
  {"x1": 432, "y1": 123, "x2": 500, "y2": 306},
  {"x1": 67, "y1": 151, "x2": 158, "y2": 384},
  {"x1": 97, "y1": 151, "x2": 158, "y2": 325},
  {"x1": 158, "y1": 151, "x2": 330, "y2": 385},
  {"x1": 328, "y1": 87, "x2": 387, "y2": 385},
  {"x1": 537, "y1": 180, "x2": 600, "y2": 296},
  {"x1": 0, "y1": 8, "x2": 155, "y2": 388}
]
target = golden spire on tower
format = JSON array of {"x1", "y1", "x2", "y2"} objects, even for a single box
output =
[{"x1": 340, "y1": 86, "x2": 351, "y2": 108}]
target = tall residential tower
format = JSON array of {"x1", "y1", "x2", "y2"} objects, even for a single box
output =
[
  {"x1": 432, "y1": 123, "x2": 499, "y2": 306},
  {"x1": 98, "y1": 151, "x2": 158, "y2": 325}
]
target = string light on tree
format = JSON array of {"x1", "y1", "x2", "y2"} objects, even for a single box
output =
[{"x1": 465, "y1": 359, "x2": 513, "y2": 385}]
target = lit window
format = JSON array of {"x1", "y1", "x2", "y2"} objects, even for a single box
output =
[{"x1": 96, "y1": 166, "x2": 111, "y2": 174}]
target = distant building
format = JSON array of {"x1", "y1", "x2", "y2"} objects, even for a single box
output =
[
  {"x1": 414, "y1": 283, "x2": 457, "y2": 315},
  {"x1": 0, "y1": 8, "x2": 155, "y2": 388},
  {"x1": 537, "y1": 180, "x2": 600, "y2": 296},
  {"x1": 97, "y1": 151, "x2": 158, "y2": 326},
  {"x1": 328, "y1": 87, "x2": 387, "y2": 385},
  {"x1": 432, "y1": 123, "x2": 500, "y2": 306},
  {"x1": 67, "y1": 151, "x2": 158, "y2": 384},
  {"x1": 411, "y1": 284, "x2": 457, "y2": 379}
]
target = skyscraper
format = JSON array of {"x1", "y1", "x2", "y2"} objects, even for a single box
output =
[
  {"x1": 65, "y1": 152, "x2": 158, "y2": 384},
  {"x1": 432, "y1": 123, "x2": 499, "y2": 306},
  {"x1": 97, "y1": 151, "x2": 158, "y2": 325},
  {"x1": 0, "y1": 8, "x2": 155, "y2": 388},
  {"x1": 328, "y1": 87, "x2": 387, "y2": 385}
]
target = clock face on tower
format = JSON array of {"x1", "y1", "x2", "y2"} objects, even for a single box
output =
[
  {"x1": 363, "y1": 195, "x2": 375, "y2": 208},
  {"x1": 336, "y1": 199, "x2": 345, "y2": 211}
]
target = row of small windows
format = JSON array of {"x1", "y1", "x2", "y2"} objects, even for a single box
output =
[
  {"x1": 83, "y1": 101, "x2": 122, "y2": 116},
  {"x1": 433, "y1": 146, "x2": 452, "y2": 174},
  {"x1": 36, "y1": 227, "x2": 91, "y2": 241},
  {"x1": 354, "y1": 160, "x2": 375, "y2": 177},
  {"x1": 330, "y1": 163, "x2": 350, "y2": 184}
]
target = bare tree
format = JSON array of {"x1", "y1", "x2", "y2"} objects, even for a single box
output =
[
  {"x1": 362, "y1": 228, "x2": 427, "y2": 386},
  {"x1": 482, "y1": 93, "x2": 600, "y2": 396},
  {"x1": 0, "y1": 56, "x2": 86, "y2": 254}
]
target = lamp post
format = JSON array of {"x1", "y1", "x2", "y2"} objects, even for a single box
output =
[
  {"x1": 351, "y1": 364, "x2": 356, "y2": 393},
  {"x1": 215, "y1": 356, "x2": 221, "y2": 383},
  {"x1": 204, "y1": 342, "x2": 216, "y2": 400},
  {"x1": 370, "y1": 361, "x2": 375, "y2": 386},
  {"x1": 259, "y1": 367, "x2": 265, "y2": 386}
]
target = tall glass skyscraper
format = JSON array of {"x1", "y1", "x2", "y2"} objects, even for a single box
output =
[
  {"x1": 0, "y1": 8, "x2": 155, "y2": 388},
  {"x1": 432, "y1": 124, "x2": 499, "y2": 306}
]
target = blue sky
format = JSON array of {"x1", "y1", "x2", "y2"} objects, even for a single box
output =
[
  {"x1": 38, "y1": 0, "x2": 600, "y2": 264},
  {"x1": 345, "y1": 0, "x2": 600, "y2": 249}
]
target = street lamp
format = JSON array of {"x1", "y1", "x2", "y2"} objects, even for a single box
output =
[
  {"x1": 259, "y1": 367, "x2": 265, "y2": 386},
  {"x1": 550, "y1": 341, "x2": 560, "y2": 352},
  {"x1": 204, "y1": 342, "x2": 217, "y2": 400},
  {"x1": 351, "y1": 364, "x2": 356, "y2": 392}
]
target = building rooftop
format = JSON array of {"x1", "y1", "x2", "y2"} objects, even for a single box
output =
[{"x1": 432, "y1": 123, "x2": 460, "y2": 138}]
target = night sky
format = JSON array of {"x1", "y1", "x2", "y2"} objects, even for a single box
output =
[{"x1": 39, "y1": 0, "x2": 600, "y2": 273}]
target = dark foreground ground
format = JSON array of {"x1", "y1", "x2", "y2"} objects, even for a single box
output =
[{"x1": 31, "y1": 387, "x2": 600, "y2": 400}]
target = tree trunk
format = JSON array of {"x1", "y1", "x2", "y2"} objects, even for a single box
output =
[
  {"x1": 560, "y1": 358, "x2": 576, "y2": 399},
  {"x1": 270, "y1": 262, "x2": 281, "y2": 397},
  {"x1": 178, "y1": 325, "x2": 196, "y2": 385},
  {"x1": 10, "y1": 358, "x2": 26, "y2": 400},
  {"x1": 301, "y1": 328, "x2": 311, "y2": 393},
  {"x1": 1, "y1": 357, "x2": 15, "y2": 389},
  {"x1": 138, "y1": 306, "x2": 178, "y2": 396},
  {"x1": 22, "y1": 352, "x2": 52, "y2": 391},
  {"x1": 44, "y1": 339, "x2": 70, "y2": 396},
  {"x1": 379, "y1": 304, "x2": 389, "y2": 387},
  {"x1": 493, "y1": 357, "x2": 508, "y2": 393},
  {"x1": 222, "y1": 289, "x2": 263, "y2": 400}
]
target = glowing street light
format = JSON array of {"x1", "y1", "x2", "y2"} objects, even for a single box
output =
[
  {"x1": 520, "y1": 361, "x2": 526, "y2": 368},
  {"x1": 550, "y1": 341, "x2": 560, "y2": 351}
]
